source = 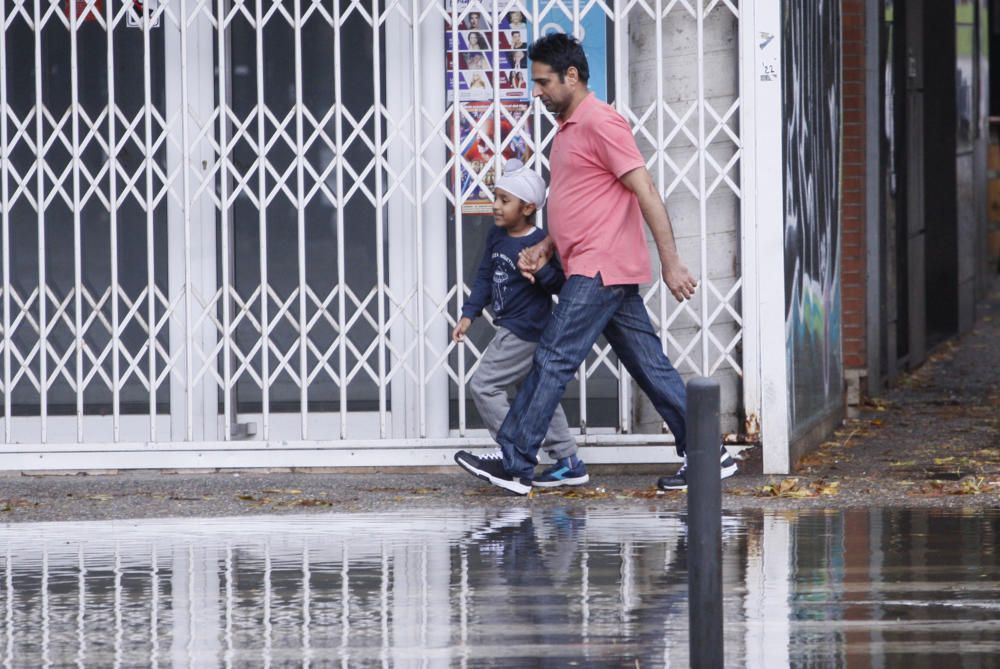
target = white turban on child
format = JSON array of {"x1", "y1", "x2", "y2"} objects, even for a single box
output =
[{"x1": 494, "y1": 159, "x2": 547, "y2": 209}]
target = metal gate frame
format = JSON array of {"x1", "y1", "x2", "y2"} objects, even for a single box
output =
[{"x1": 0, "y1": 0, "x2": 789, "y2": 471}]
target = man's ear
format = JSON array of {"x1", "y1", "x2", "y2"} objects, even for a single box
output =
[{"x1": 566, "y1": 66, "x2": 579, "y2": 85}]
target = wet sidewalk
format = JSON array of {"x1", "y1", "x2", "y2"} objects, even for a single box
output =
[
  {"x1": 1, "y1": 507, "x2": 998, "y2": 666},
  {"x1": 0, "y1": 285, "x2": 996, "y2": 522}
]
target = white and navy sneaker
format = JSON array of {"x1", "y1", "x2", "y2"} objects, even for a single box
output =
[
  {"x1": 657, "y1": 445, "x2": 738, "y2": 491},
  {"x1": 454, "y1": 450, "x2": 532, "y2": 496},
  {"x1": 532, "y1": 458, "x2": 590, "y2": 488}
]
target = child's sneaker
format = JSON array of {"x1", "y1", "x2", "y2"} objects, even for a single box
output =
[
  {"x1": 657, "y1": 445, "x2": 738, "y2": 491},
  {"x1": 454, "y1": 450, "x2": 532, "y2": 496},
  {"x1": 532, "y1": 458, "x2": 590, "y2": 488}
]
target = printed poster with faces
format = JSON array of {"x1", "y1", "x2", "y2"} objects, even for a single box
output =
[{"x1": 446, "y1": 1, "x2": 532, "y2": 214}]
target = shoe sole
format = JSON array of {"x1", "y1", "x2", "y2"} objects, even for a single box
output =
[
  {"x1": 532, "y1": 474, "x2": 591, "y2": 488},
  {"x1": 455, "y1": 456, "x2": 531, "y2": 496},
  {"x1": 659, "y1": 461, "x2": 739, "y2": 491}
]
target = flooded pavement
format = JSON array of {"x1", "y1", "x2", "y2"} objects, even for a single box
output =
[{"x1": 0, "y1": 508, "x2": 997, "y2": 667}]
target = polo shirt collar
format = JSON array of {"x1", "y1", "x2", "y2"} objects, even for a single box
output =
[{"x1": 556, "y1": 91, "x2": 597, "y2": 128}]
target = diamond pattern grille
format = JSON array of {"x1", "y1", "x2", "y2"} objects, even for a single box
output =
[{"x1": 0, "y1": 0, "x2": 743, "y2": 445}]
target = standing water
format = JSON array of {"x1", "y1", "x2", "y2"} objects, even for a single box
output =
[{"x1": 0, "y1": 508, "x2": 997, "y2": 667}]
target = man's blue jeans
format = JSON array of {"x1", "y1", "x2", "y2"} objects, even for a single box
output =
[{"x1": 496, "y1": 274, "x2": 687, "y2": 479}]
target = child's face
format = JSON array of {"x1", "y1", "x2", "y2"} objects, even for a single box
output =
[{"x1": 492, "y1": 187, "x2": 535, "y2": 231}]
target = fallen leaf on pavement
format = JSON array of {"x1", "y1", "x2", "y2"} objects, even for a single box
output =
[
  {"x1": 292, "y1": 499, "x2": 333, "y2": 507},
  {"x1": 755, "y1": 478, "x2": 840, "y2": 498}
]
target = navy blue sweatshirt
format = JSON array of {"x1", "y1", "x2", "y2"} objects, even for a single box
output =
[{"x1": 461, "y1": 226, "x2": 565, "y2": 342}]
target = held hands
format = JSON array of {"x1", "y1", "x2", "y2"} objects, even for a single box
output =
[
  {"x1": 663, "y1": 261, "x2": 697, "y2": 301},
  {"x1": 517, "y1": 241, "x2": 553, "y2": 284},
  {"x1": 452, "y1": 316, "x2": 472, "y2": 343}
]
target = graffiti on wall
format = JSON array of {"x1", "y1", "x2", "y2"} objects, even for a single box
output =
[{"x1": 782, "y1": 0, "x2": 843, "y2": 433}]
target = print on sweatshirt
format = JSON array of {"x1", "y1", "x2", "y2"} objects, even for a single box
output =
[{"x1": 462, "y1": 226, "x2": 565, "y2": 343}]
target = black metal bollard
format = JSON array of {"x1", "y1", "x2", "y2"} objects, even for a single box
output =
[{"x1": 686, "y1": 376, "x2": 723, "y2": 668}]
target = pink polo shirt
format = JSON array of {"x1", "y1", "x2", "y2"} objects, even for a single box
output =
[{"x1": 547, "y1": 93, "x2": 650, "y2": 285}]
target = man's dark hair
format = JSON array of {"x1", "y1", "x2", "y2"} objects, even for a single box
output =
[{"x1": 528, "y1": 33, "x2": 590, "y2": 83}]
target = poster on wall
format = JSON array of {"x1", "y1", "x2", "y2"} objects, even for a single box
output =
[
  {"x1": 454, "y1": 101, "x2": 533, "y2": 214},
  {"x1": 446, "y1": 1, "x2": 532, "y2": 213},
  {"x1": 533, "y1": 7, "x2": 607, "y2": 101},
  {"x1": 445, "y1": 1, "x2": 607, "y2": 213}
]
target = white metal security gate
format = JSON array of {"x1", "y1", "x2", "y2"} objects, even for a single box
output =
[{"x1": 0, "y1": 0, "x2": 750, "y2": 469}]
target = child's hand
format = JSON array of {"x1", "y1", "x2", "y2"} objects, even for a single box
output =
[
  {"x1": 518, "y1": 241, "x2": 553, "y2": 283},
  {"x1": 452, "y1": 317, "x2": 472, "y2": 342}
]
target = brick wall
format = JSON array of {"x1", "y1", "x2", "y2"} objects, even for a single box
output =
[{"x1": 841, "y1": 0, "x2": 867, "y2": 388}]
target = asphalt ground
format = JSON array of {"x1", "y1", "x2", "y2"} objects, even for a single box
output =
[{"x1": 0, "y1": 283, "x2": 997, "y2": 523}]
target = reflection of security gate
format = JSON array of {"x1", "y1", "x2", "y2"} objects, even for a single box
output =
[{"x1": 0, "y1": 0, "x2": 753, "y2": 470}]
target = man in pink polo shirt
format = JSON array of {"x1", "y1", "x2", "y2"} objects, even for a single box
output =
[{"x1": 455, "y1": 33, "x2": 737, "y2": 495}]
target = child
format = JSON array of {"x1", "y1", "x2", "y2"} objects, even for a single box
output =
[{"x1": 452, "y1": 160, "x2": 588, "y2": 489}]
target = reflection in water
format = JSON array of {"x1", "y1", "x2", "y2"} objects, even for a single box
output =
[{"x1": 0, "y1": 509, "x2": 997, "y2": 667}]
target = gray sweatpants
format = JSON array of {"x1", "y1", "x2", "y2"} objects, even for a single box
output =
[{"x1": 470, "y1": 327, "x2": 577, "y2": 461}]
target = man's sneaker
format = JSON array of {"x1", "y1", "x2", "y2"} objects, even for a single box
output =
[
  {"x1": 454, "y1": 450, "x2": 532, "y2": 496},
  {"x1": 657, "y1": 445, "x2": 738, "y2": 491},
  {"x1": 533, "y1": 459, "x2": 590, "y2": 488}
]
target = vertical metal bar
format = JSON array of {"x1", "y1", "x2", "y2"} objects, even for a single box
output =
[
  {"x1": 180, "y1": 0, "x2": 195, "y2": 441},
  {"x1": 70, "y1": 0, "x2": 84, "y2": 442},
  {"x1": 255, "y1": 0, "x2": 271, "y2": 440},
  {"x1": 657, "y1": 0, "x2": 668, "y2": 358},
  {"x1": 106, "y1": 0, "x2": 121, "y2": 442},
  {"x1": 334, "y1": 0, "x2": 347, "y2": 438},
  {"x1": 217, "y1": 0, "x2": 233, "y2": 440},
  {"x1": 492, "y1": 0, "x2": 504, "y2": 214},
  {"x1": 33, "y1": 0, "x2": 47, "y2": 442},
  {"x1": 697, "y1": 0, "x2": 708, "y2": 375},
  {"x1": 412, "y1": 0, "x2": 426, "y2": 437},
  {"x1": 294, "y1": 0, "x2": 308, "y2": 438},
  {"x1": 142, "y1": 0, "x2": 157, "y2": 440},
  {"x1": 573, "y1": 0, "x2": 586, "y2": 436},
  {"x1": 373, "y1": 0, "x2": 388, "y2": 437},
  {"x1": 0, "y1": 0, "x2": 11, "y2": 443},
  {"x1": 451, "y1": 1, "x2": 465, "y2": 435},
  {"x1": 614, "y1": 0, "x2": 631, "y2": 434}
]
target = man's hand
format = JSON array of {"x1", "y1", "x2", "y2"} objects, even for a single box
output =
[
  {"x1": 452, "y1": 316, "x2": 472, "y2": 342},
  {"x1": 663, "y1": 262, "x2": 697, "y2": 302},
  {"x1": 517, "y1": 238, "x2": 554, "y2": 283}
]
